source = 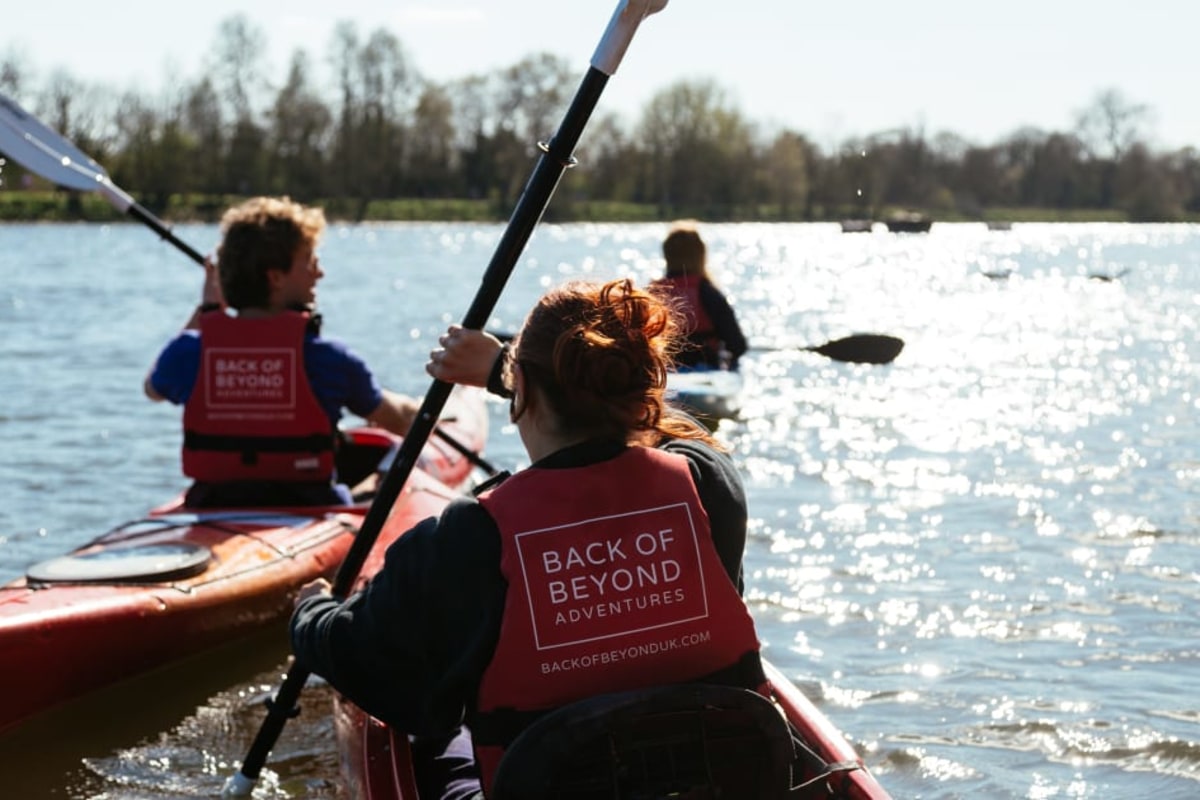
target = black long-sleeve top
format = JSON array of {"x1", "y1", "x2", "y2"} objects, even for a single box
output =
[
  {"x1": 699, "y1": 279, "x2": 748, "y2": 365},
  {"x1": 289, "y1": 437, "x2": 748, "y2": 736}
]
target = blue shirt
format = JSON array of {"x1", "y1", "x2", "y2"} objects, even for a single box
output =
[{"x1": 148, "y1": 329, "x2": 385, "y2": 425}]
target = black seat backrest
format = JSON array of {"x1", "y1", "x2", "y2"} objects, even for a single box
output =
[{"x1": 490, "y1": 683, "x2": 796, "y2": 800}]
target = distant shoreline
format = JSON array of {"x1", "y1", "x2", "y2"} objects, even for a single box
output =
[{"x1": 3, "y1": 192, "x2": 1193, "y2": 225}]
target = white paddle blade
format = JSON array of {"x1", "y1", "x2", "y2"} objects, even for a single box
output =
[
  {"x1": 0, "y1": 92, "x2": 132, "y2": 209},
  {"x1": 592, "y1": 0, "x2": 669, "y2": 76}
]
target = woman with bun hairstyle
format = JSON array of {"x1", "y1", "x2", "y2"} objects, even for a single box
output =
[{"x1": 290, "y1": 278, "x2": 763, "y2": 799}]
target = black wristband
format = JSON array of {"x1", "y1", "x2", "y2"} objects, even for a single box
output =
[
  {"x1": 486, "y1": 343, "x2": 514, "y2": 399},
  {"x1": 197, "y1": 302, "x2": 223, "y2": 313}
]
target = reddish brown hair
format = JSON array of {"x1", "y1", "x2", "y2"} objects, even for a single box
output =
[{"x1": 512, "y1": 278, "x2": 724, "y2": 449}]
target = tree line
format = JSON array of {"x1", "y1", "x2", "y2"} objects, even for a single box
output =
[{"x1": 2, "y1": 15, "x2": 1197, "y2": 223}]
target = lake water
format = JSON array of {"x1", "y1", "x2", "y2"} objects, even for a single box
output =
[{"x1": 1, "y1": 220, "x2": 1198, "y2": 798}]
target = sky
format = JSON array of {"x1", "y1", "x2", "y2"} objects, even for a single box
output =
[{"x1": 4, "y1": 1, "x2": 1195, "y2": 152}]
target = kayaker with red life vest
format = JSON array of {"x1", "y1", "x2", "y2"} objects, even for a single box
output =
[
  {"x1": 650, "y1": 220, "x2": 747, "y2": 370},
  {"x1": 290, "y1": 278, "x2": 764, "y2": 800},
  {"x1": 144, "y1": 196, "x2": 419, "y2": 508}
]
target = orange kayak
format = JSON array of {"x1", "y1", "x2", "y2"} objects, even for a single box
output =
[{"x1": 0, "y1": 389, "x2": 489, "y2": 735}]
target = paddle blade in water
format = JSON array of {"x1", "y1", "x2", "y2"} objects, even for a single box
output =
[{"x1": 807, "y1": 334, "x2": 904, "y2": 364}]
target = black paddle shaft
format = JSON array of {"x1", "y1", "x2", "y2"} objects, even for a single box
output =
[
  {"x1": 230, "y1": 66, "x2": 610, "y2": 787},
  {"x1": 126, "y1": 202, "x2": 207, "y2": 265},
  {"x1": 337, "y1": 66, "x2": 607, "y2": 597}
]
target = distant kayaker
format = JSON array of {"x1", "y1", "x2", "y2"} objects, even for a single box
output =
[
  {"x1": 650, "y1": 220, "x2": 747, "y2": 370},
  {"x1": 291, "y1": 278, "x2": 764, "y2": 799},
  {"x1": 143, "y1": 196, "x2": 419, "y2": 508}
]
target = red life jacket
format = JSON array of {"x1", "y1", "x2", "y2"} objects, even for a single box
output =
[
  {"x1": 471, "y1": 446, "x2": 762, "y2": 792},
  {"x1": 653, "y1": 275, "x2": 722, "y2": 367},
  {"x1": 182, "y1": 310, "x2": 335, "y2": 483},
  {"x1": 653, "y1": 274, "x2": 715, "y2": 336}
]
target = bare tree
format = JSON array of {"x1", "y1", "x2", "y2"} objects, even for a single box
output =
[
  {"x1": 1075, "y1": 88, "x2": 1150, "y2": 161},
  {"x1": 406, "y1": 84, "x2": 460, "y2": 196},
  {"x1": 0, "y1": 45, "x2": 31, "y2": 97},
  {"x1": 446, "y1": 74, "x2": 499, "y2": 144},
  {"x1": 269, "y1": 50, "x2": 333, "y2": 199},
  {"x1": 35, "y1": 70, "x2": 117, "y2": 164},
  {"x1": 359, "y1": 28, "x2": 418, "y2": 123},
  {"x1": 207, "y1": 14, "x2": 269, "y2": 122},
  {"x1": 358, "y1": 28, "x2": 420, "y2": 199},
  {"x1": 580, "y1": 112, "x2": 644, "y2": 204},
  {"x1": 495, "y1": 53, "x2": 573, "y2": 146},
  {"x1": 637, "y1": 79, "x2": 753, "y2": 215},
  {"x1": 326, "y1": 21, "x2": 362, "y2": 199},
  {"x1": 182, "y1": 77, "x2": 225, "y2": 195}
]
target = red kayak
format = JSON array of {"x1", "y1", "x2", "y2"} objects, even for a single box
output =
[
  {"x1": 332, "y1": 659, "x2": 891, "y2": 799},
  {"x1": 0, "y1": 389, "x2": 489, "y2": 735}
]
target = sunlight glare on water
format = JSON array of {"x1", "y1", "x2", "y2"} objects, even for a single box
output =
[
  {"x1": 1, "y1": 221, "x2": 1199, "y2": 798},
  {"x1": 707, "y1": 222, "x2": 1200, "y2": 796}
]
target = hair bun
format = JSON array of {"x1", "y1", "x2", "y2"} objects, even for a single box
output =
[{"x1": 588, "y1": 341, "x2": 643, "y2": 397}]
